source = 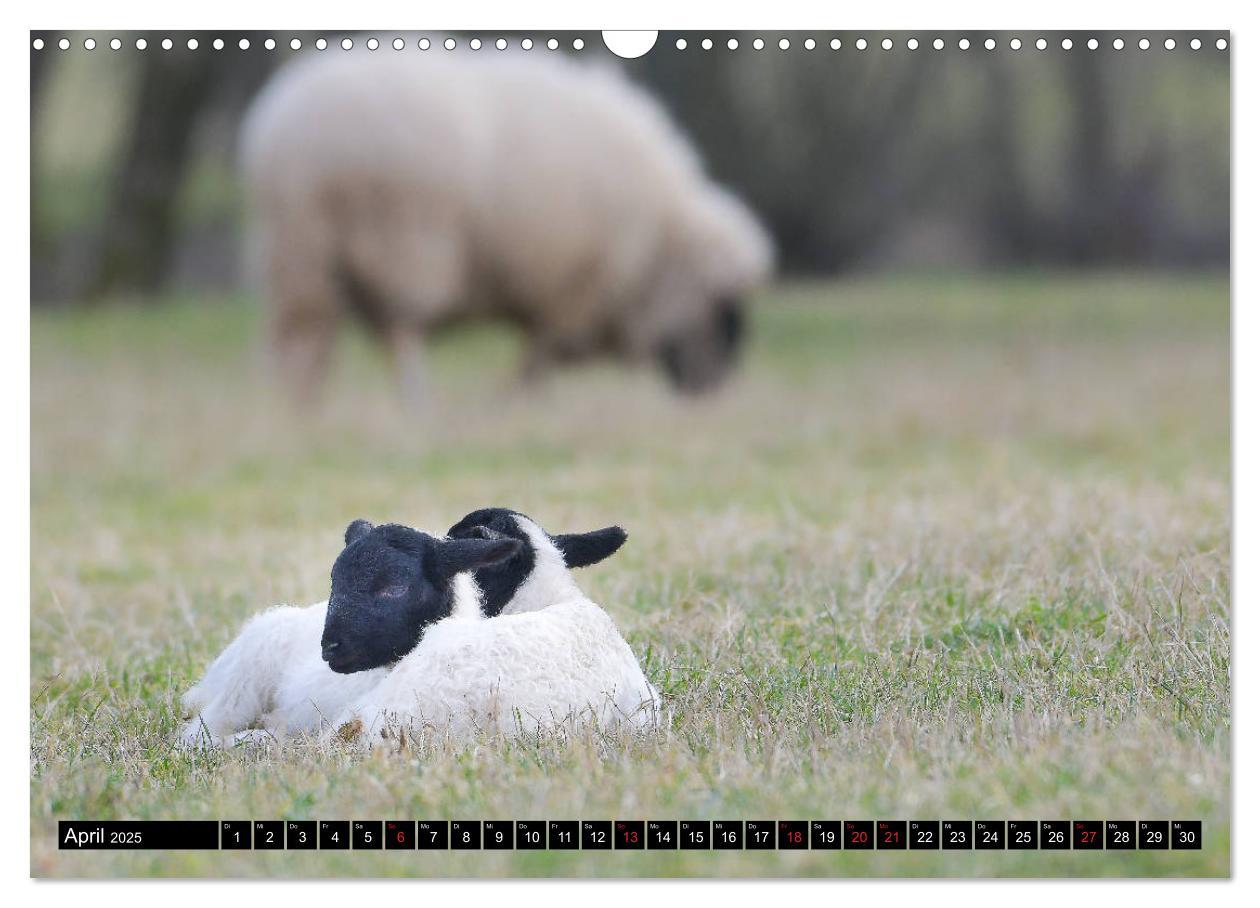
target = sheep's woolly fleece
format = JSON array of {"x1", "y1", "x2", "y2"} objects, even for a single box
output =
[{"x1": 241, "y1": 49, "x2": 772, "y2": 377}]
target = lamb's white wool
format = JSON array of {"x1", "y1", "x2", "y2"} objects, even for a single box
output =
[
  {"x1": 241, "y1": 51, "x2": 773, "y2": 397},
  {"x1": 335, "y1": 601, "x2": 660, "y2": 742},
  {"x1": 335, "y1": 515, "x2": 660, "y2": 743},
  {"x1": 179, "y1": 574, "x2": 481, "y2": 746},
  {"x1": 447, "y1": 571, "x2": 484, "y2": 622},
  {"x1": 500, "y1": 517, "x2": 582, "y2": 616}
]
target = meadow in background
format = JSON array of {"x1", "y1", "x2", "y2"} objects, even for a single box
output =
[{"x1": 30, "y1": 273, "x2": 1228, "y2": 876}]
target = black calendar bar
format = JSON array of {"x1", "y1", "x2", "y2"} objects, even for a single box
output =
[
  {"x1": 56, "y1": 819, "x2": 1203, "y2": 850},
  {"x1": 58, "y1": 821, "x2": 219, "y2": 849}
]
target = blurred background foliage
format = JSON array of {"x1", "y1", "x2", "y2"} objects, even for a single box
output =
[{"x1": 30, "y1": 31, "x2": 1229, "y2": 304}]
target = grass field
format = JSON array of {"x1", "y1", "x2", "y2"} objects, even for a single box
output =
[{"x1": 29, "y1": 273, "x2": 1230, "y2": 877}]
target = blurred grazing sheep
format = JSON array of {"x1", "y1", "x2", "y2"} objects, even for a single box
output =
[{"x1": 240, "y1": 51, "x2": 773, "y2": 403}]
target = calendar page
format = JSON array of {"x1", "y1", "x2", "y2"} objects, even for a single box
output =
[{"x1": 29, "y1": 28, "x2": 1229, "y2": 879}]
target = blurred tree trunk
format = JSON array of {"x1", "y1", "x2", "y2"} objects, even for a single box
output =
[
  {"x1": 30, "y1": 47, "x2": 52, "y2": 298},
  {"x1": 30, "y1": 45, "x2": 49, "y2": 109},
  {"x1": 981, "y1": 55, "x2": 1036, "y2": 263},
  {"x1": 1064, "y1": 51, "x2": 1113, "y2": 264},
  {"x1": 83, "y1": 50, "x2": 217, "y2": 300}
]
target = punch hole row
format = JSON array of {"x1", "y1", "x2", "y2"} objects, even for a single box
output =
[
  {"x1": 674, "y1": 35, "x2": 1227, "y2": 52},
  {"x1": 31, "y1": 34, "x2": 1230, "y2": 53},
  {"x1": 30, "y1": 35, "x2": 584, "y2": 52}
]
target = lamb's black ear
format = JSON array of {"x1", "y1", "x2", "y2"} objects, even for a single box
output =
[
  {"x1": 434, "y1": 536, "x2": 522, "y2": 577},
  {"x1": 344, "y1": 519, "x2": 374, "y2": 546},
  {"x1": 553, "y1": 526, "x2": 627, "y2": 568}
]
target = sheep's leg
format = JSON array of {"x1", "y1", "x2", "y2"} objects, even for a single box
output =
[
  {"x1": 515, "y1": 311, "x2": 601, "y2": 390},
  {"x1": 510, "y1": 334, "x2": 581, "y2": 395},
  {"x1": 260, "y1": 211, "x2": 341, "y2": 408},
  {"x1": 180, "y1": 651, "x2": 271, "y2": 747},
  {"x1": 516, "y1": 342, "x2": 555, "y2": 388},
  {"x1": 386, "y1": 328, "x2": 428, "y2": 412},
  {"x1": 180, "y1": 645, "x2": 264, "y2": 747},
  {"x1": 342, "y1": 221, "x2": 462, "y2": 410},
  {"x1": 228, "y1": 728, "x2": 280, "y2": 748},
  {"x1": 271, "y1": 309, "x2": 338, "y2": 408},
  {"x1": 178, "y1": 716, "x2": 225, "y2": 749},
  {"x1": 179, "y1": 606, "x2": 311, "y2": 746}
]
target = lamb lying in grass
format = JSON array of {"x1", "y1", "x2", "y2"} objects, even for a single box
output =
[
  {"x1": 180, "y1": 510, "x2": 658, "y2": 746},
  {"x1": 179, "y1": 521, "x2": 519, "y2": 747},
  {"x1": 326, "y1": 509, "x2": 661, "y2": 743}
]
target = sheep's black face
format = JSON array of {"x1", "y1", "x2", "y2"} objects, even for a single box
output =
[
  {"x1": 321, "y1": 519, "x2": 521, "y2": 674},
  {"x1": 657, "y1": 297, "x2": 745, "y2": 394},
  {"x1": 447, "y1": 507, "x2": 628, "y2": 616}
]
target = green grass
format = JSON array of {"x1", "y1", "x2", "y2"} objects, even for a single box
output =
[{"x1": 30, "y1": 273, "x2": 1230, "y2": 877}]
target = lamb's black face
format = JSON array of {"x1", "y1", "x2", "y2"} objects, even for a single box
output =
[
  {"x1": 657, "y1": 297, "x2": 745, "y2": 394},
  {"x1": 447, "y1": 508, "x2": 629, "y2": 617},
  {"x1": 321, "y1": 519, "x2": 521, "y2": 673}
]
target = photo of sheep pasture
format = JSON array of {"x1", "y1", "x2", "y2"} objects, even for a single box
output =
[{"x1": 30, "y1": 272, "x2": 1229, "y2": 877}]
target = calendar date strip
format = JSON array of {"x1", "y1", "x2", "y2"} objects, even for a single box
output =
[{"x1": 58, "y1": 819, "x2": 1202, "y2": 851}]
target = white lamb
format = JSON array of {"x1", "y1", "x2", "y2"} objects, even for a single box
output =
[
  {"x1": 178, "y1": 522, "x2": 516, "y2": 747},
  {"x1": 180, "y1": 510, "x2": 658, "y2": 747}
]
